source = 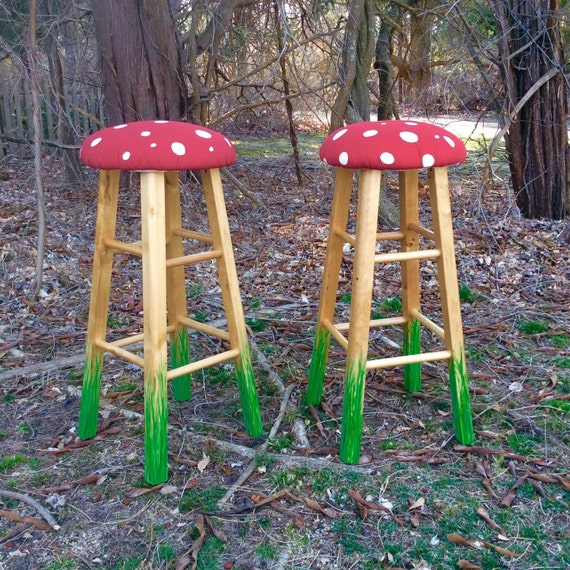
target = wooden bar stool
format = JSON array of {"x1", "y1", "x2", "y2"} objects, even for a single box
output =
[
  {"x1": 77, "y1": 120, "x2": 262, "y2": 484},
  {"x1": 306, "y1": 120, "x2": 474, "y2": 464}
]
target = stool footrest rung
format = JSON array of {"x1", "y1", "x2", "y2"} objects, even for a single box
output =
[
  {"x1": 174, "y1": 228, "x2": 213, "y2": 243},
  {"x1": 410, "y1": 309, "x2": 445, "y2": 339},
  {"x1": 105, "y1": 238, "x2": 143, "y2": 257},
  {"x1": 375, "y1": 248, "x2": 440, "y2": 264},
  {"x1": 179, "y1": 316, "x2": 231, "y2": 341},
  {"x1": 166, "y1": 249, "x2": 222, "y2": 268},
  {"x1": 366, "y1": 350, "x2": 452, "y2": 370},
  {"x1": 323, "y1": 319, "x2": 348, "y2": 350},
  {"x1": 96, "y1": 339, "x2": 145, "y2": 368},
  {"x1": 167, "y1": 348, "x2": 240, "y2": 380},
  {"x1": 408, "y1": 222, "x2": 434, "y2": 241}
]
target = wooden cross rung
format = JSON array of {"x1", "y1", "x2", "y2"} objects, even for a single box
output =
[
  {"x1": 366, "y1": 350, "x2": 452, "y2": 370},
  {"x1": 335, "y1": 316, "x2": 406, "y2": 332},
  {"x1": 167, "y1": 348, "x2": 240, "y2": 380},
  {"x1": 95, "y1": 339, "x2": 145, "y2": 369},
  {"x1": 410, "y1": 309, "x2": 445, "y2": 339},
  {"x1": 377, "y1": 230, "x2": 404, "y2": 241},
  {"x1": 105, "y1": 238, "x2": 143, "y2": 257},
  {"x1": 179, "y1": 316, "x2": 231, "y2": 341},
  {"x1": 407, "y1": 222, "x2": 435, "y2": 241},
  {"x1": 165, "y1": 249, "x2": 222, "y2": 268},
  {"x1": 323, "y1": 319, "x2": 348, "y2": 350},
  {"x1": 174, "y1": 228, "x2": 213, "y2": 244},
  {"x1": 375, "y1": 248, "x2": 440, "y2": 264},
  {"x1": 334, "y1": 229, "x2": 356, "y2": 247}
]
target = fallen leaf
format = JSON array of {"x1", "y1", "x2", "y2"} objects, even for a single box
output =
[
  {"x1": 408, "y1": 497, "x2": 425, "y2": 510},
  {"x1": 197, "y1": 455, "x2": 210, "y2": 473},
  {"x1": 457, "y1": 561, "x2": 482, "y2": 569}
]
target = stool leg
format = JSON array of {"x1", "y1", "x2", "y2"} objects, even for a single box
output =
[
  {"x1": 141, "y1": 172, "x2": 169, "y2": 484},
  {"x1": 165, "y1": 171, "x2": 191, "y2": 402},
  {"x1": 340, "y1": 169, "x2": 382, "y2": 464},
  {"x1": 428, "y1": 167, "x2": 474, "y2": 445},
  {"x1": 79, "y1": 170, "x2": 120, "y2": 440},
  {"x1": 399, "y1": 170, "x2": 422, "y2": 392},
  {"x1": 201, "y1": 169, "x2": 263, "y2": 437},
  {"x1": 307, "y1": 168, "x2": 354, "y2": 406}
]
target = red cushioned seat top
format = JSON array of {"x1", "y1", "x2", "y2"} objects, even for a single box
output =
[
  {"x1": 320, "y1": 120, "x2": 466, "y2": 170},
  {"x1": 80, "y1": 120, "x2": 236, "y2": 171}
]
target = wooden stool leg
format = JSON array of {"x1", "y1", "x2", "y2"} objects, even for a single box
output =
[
  {"x1": 399, "y1": 170, "x2": 422, "y2": 392},
  {"x1": 165, "y1": 171, "x2": 191, "y2": 402},
  {"x1": 79, "y1": 170, "x2": 120, "y2": 440},
  {"x1": 428, "y1": 167, "x2": 474, "y2": 445},
  {"x1": 340, "y1": 169, "x2": 382, "y2": 464},
  {"x1": 141, "y1": 172, "x2": 169, "y2": 484},
  {"x1": 307, "y1": 168, "x2": 354, "y2": 406},
  {"x1": 201, "y1": 169, "x2": 263, "y2": 437}
]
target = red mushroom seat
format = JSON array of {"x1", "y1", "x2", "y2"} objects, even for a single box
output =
[
  {"x1": 77, "y1": 120, "x2": 262, "y2": 485},
  {"x1": 319, "y1": 120, "x2": 466, "y2": 170},
  {"x1": 80, "y1": 120, "x2": 236, "y2": 171},
  {"x1": 306, "y1": 120, "x2": 474, "y2": 465}
]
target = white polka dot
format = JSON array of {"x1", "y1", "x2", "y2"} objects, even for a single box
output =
[
  {"x1": 339, "y1": 151, "x2": 349, "y2": 165},
  {"x1": 404, "y1": 121, "x2": 418, "y2": 126},
  {"x1": 140, "y1": 131, "x2": 151, "y2": 137},
  {"x1": 154, "y1": 120, "x2": 168, "y2": 124},
  {"x1": 209, "y1": 146, "x2": 214, "y2": 152},
  {"x1": 400, "y1": 131, "x2": 419, "y2": 143},
  {"x1": 422, "y1": 154, "x2": 435, "y2": 167},
  {"x1": 90, "y1": 137, "x2": 102, "y2": 147},
  {"x1": 380, "y1": 152, "x2": 395, "y2": 165},
  {"x1": 171, "y1": 142, "x2": 186, "y2": 156},
  {"x1": 363, "y1": 129, "x2": 378, "y2": 138},
  {"x1": 113, "y1": 124, "x2": 127, "y2": 129},
  {"x1": 332, "y1": 128, "x2": 348, "y2": 141},
  {"x1": 434, "y1": 134, "x2": 441, "y2": 139},
  {"x1": 150, "y1": 143, "x2": 157, "y2": 148},
  {"x1": 122, "y1": 151, "x2": 131, "y2": 160},
  {"x1": 196, "y1": 129, "x2": 213, "y2": 139},
  {"x1": 224, "y1": 138, "x2": 232, "y2": 147},
  {"x1": 443, "y1": 136, "x2": 456, "y2": 148}
]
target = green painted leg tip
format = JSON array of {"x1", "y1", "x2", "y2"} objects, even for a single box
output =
[
  {"x1": 144, "y1": 469, "x2": 169, "y2": 485},
  {"x1": 171, "y1": 375, "x2": 192, "y2": 402}
]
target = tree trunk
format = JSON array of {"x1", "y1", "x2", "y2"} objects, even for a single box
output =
[
  {"x1": 330, "y1": 0, "x2": 374, "y2": 129},
  {"x1": 375, "y1": 3, "x2": 403, "y2": 120},
  {"x1": 41, "y1": 0, "x2": 83, "y2": 186},
  {"x1": 27, "y1": 0, "x2": 47, "y2": 298},
  {"x1": 494, "y1": 0, "x2": 568, "y2": 219},
  {"x1": 90, "y1": 0, "x2": 187, "y2": 124}
]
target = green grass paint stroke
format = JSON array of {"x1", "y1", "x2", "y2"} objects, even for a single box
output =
[
  {"x1": 403, "y1": 318, "x2": 422, "y2": 392},
  {"x1": 306, "y1": 327, "x2": 330, "y2": 406},
  {"x1": 339, "y1": 355, "x2": 367, "y2": 464},
  {"x1": 449, "y1": 351, "x2": 474, "y2": 445},
  {"x1": 78, "y1": 344, "x2": 103, "y2": 440},
  {"x1": 235, "y1": 339, "x2": 263, "y2": 437},
  {"x1": 170, "y1": 326, "x2": 191, "y2": 401},
  {"x1": 144, "y1": 366, "x2": 169, "y2": 484}
]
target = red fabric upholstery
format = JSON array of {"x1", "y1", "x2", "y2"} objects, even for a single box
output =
[
  {"x1": 320, "y1": 120, "x2": 466, "y2": 170},
  {"x1": 80, "y1": 121, "x2": 236, "y2": 171}
]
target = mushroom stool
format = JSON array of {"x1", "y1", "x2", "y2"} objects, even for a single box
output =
[
  {"x1": 77, "y1": 120, "x2": 262, "y2": 484},
  {"x1": 306, "y1": 120, "x2": 474, "y2": 464}
]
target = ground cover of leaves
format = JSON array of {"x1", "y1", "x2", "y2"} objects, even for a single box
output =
[{"x1": 0, "y1": 128, "x2": 569, "y2": 570}]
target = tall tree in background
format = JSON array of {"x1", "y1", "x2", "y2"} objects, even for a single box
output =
[
  {"x1": 90, "y1": 0, "x2": 187, "y2": 123},
  {"x1": 493, "y1": 0, "x2": 568, "y2": 219}
]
